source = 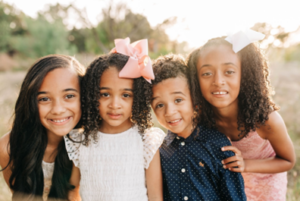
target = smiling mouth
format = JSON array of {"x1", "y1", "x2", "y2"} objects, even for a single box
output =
[
  {"x1": 49, "y1": 117, "x2": 71, "y2": 124},
  {"x1": 108, "y1": 113, "x2": 122, "y2": 119},
  {"x1": 212, "y1": 91, "x2": 228, "y2": 95},
  {"x1": 168, "y1": 119, "x2": 182, "y2": 126}
]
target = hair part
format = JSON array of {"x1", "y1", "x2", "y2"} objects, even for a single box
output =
[
  {"x1": 187, "y1": 37, "x2": 278, "y2": 138},
  {"x1": 80, "y1": 53, "x2": 153, "y2": 145},
  {"x1": 5, "y1": 54, "x2": 85, "y2": 199}
]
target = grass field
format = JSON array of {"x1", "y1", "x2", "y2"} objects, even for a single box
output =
[{"x1": 0, "y1": 61, "x2": 299, "y2": 200}]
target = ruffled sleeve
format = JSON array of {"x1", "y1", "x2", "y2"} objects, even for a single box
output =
[
  {"x1": 143, "y1": 127, "x2": 166, "y2": 169},
  {"x1": 63, "y1": 129, "x2": 83, "y2": 168}
]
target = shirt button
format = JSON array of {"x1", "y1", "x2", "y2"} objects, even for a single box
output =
[
  {"x1": 176, "y1": 136, "x2": 180, "y2": 139},
  {"x1": 181, "y1": 168, "x2": 186, "y2": 173},
  {"x1": 184, "y1": 196, "x2": 188, "y2": 200},
  {"x1": 181, "y1": 142, "x2": 185, "y2": 146}
]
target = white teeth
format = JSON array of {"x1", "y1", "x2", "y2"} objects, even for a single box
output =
[
  {"x1": 52, "y1": 118, "x2": 68, "y2": 123},
  {"x1": 213, "y1": 91, "x2": 227, "y2": 95},
  {"x1": 170, "y1": 119, "x2": 180, "y2": 123}
]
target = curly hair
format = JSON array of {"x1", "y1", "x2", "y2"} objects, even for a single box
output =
[
  {"x1": 80, "y1": 53, "x2": 153, "y2": 145},
  {"x1": 150, "y1": 54, "x2": 199, "y2": 127},
  {"x1": 187, "y1": 37, "x2": 278, "y2": 138}
]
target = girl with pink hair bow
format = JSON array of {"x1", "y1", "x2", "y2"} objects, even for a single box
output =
[{"x1": 65, "y1": 38, "x2": 165, "y2": 201}]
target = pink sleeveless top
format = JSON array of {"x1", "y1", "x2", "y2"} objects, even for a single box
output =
[{"x1": 231, "y1": 131, "x2": 287, "y2": 201}]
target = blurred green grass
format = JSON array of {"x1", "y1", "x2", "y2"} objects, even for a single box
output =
[{"x1": 0, "y1": 61, "x2": 300, "y2": 200}]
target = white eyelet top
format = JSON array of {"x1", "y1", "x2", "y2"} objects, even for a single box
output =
[
  {"x1": 42, "y1": 161, "x2": 55, "y2": 201},
  {"x1": 64, "y1": 127, "x2": 165, "y2": 201}
]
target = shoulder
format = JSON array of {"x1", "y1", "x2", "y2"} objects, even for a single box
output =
[
  {"x1": 198, "y1": 126, "x2": 231, "y2": 147},
  {"x1": 143, "y1": 127, "x2": 166, "y2": 169},
  {"x1": 143, "y1": 127, "x2": 166, "y2": 144},
  {"x1": 0, "y1": 132, "x2": 10, "y2": 166},
  {"x1": 198, "y1": 126, "x2": 234, "y2": 159},
  {"x1": 64, "y1": 129, "x2": 84, "y2": 168},
  {"x1": 0, "y1": 132, "x2": 10, "y2": 155},
  {"x1": 257, "y1": 111, "x2": 286, "y2": 139},
  {"x1": 68, "y1": 129, "x2": 84, "y2": 140}
]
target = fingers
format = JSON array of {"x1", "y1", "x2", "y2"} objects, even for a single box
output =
[
  {"x1": 223, "y1": 161, "x2": 245, "y2": 172},
  {"x1": 228, "y1": 167, "x2": 244, "y2": 172},
  {"x1": 222, "y1": 155, "x2": 241, "y2": 165},
  {"x1": 221, "y1": 146, "x2": 241, "y2": 155}
]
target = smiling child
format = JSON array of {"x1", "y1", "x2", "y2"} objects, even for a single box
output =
[{"x1": 149, "y1": 54, "x2": 246, "y2": 201}]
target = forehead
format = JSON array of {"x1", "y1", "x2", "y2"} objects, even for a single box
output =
[
  {"x1": 198, "y1": 45, "x2": 240, "y2": 66},
  {"x1": 152, "y1": 77, "x2": 189, "y2": 98},
  {"x1": 39, "y1": 68, "x2": 79, "y2": 91},
  {"x1": 100, "y1": 67, "x2": 133, "y2": 88}
]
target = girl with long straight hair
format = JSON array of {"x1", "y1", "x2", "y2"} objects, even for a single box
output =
[{"x1": 0, "y1": 54, "x2": 85, "y2": 201}]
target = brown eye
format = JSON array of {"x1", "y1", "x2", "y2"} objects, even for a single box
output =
[
  {"x1": 38, "y1": 97, "x2": 50, "y2": 102},
  {"x1": 66, "y1": 94, "x2": 75, "y2": 99},
  {"x1": 101, "y1": 93, "x2": 109, "y2": 97},
  {"x1": 156, "y1": 103, "x2": 164, "y2": 109},
  {"x1": 175, "y1": 99, "x2": 182, "y2": 103}
]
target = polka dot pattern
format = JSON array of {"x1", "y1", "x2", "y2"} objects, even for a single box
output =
[{"x1": 160, "y1": 125, "x2": 247, "y2": 201}]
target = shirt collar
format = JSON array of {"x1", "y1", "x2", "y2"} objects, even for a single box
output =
[
  {"x1": 165, "y1": 130, "x2": 177, "y2": 146},
  {"x1": 165, "y1": 126, "x2": 202, "y2": 146}
]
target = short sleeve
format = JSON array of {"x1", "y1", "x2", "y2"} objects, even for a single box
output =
[
  {"x1": 63, "y1": 129, "x2": 83, "y2": 168},
  {"x1": 143, "y1": 127, "x2": 166, "y2": 169},
  {"x1": 208, "y1": 132, "x2": 246, "y2": 200}
]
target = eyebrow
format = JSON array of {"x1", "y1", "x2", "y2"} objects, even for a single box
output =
[
  {"x1": 99, "y1": 87, "x2": 133, "y2": 91},
  {"x1": 200, "y1": 62, "x2": 237, "y2": 69},
  {"x1": 151, "y1": 91, "x2": 185, "y2": 102},
  {"x1": 37, "y1": 88, "x2": 78, "y2": 95}
]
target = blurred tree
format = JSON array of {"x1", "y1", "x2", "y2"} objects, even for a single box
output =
[
  {"x1": 0, "y1": 1, "x2": 26, "y2": 55},
  {"x1": 10, "y1": 12, "x2": 77, "y2": 57},
  {"x1": 252, "y1": 22, "x2": 291, "y2": 49}
]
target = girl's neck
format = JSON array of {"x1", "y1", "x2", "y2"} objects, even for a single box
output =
[
  {"x1": 213, "y1": 103, "x2": 238, "y2": 124},
  {"x1": 99, "y1": 119, "x2": 133, "y2": 134},
  {"x1": 44, "y1": 132, "x2": 63, "y2": 163}
]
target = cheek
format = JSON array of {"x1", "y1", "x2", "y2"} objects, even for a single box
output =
[{"x1": 38, "y1": 105, "x2": 48, "y2": 126}]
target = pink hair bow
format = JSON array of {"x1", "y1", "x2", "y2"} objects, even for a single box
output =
[
  {"x1": 225, "y1": 29, "x2": 265, "y2": 53},
  {"x1": 110, "y1": 37, "x2": 154, "y2": 83}
]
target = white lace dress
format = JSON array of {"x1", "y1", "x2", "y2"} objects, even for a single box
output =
[
  {"x1": 42, "y1": 161, "x2": 54, "y2": 201},
  {"x1": 64, "y1": 127, "x2": 165, "y2": 201}
]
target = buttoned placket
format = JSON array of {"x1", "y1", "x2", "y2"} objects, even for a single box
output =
[{"x1": 177, "y1": 137, "x2": 190, "y2": 201}]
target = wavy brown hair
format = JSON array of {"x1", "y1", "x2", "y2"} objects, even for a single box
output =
[
  {"x1": 80, "y1": 53, "x2": 153, "y2": 145},
  {"x1": 187, "y1": 37, "x2": 278, "y2": 138},
  {"x1": 149, "y1": 54, "x2": 199, "y2": 128},
  {"x1": 3, "y1": 55, "x2": 85, "y2": 200}
]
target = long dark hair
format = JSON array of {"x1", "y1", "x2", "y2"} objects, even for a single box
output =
[
  {"x1": 3, "y1": 55, "x2": 85, "y2": 200},
  {"x1": 80, "y1": 53, "x2": 153, "y2": 145},
  {"x1": 187, "y1": 37, "x2": 278, "y2": 138}
]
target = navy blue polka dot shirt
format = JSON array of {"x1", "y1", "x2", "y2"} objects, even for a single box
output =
[{"x1": 160, "y1": 125, "x2": 246, "y2": 201}]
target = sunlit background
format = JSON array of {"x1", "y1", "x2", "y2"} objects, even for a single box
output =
[{"x1": 1, "y1": 0, "x2": 300, "y2": 200}]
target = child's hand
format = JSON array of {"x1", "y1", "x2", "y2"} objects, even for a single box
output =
[{"x1": 221, "y1": 146, "x2": 245, "y2": 172}]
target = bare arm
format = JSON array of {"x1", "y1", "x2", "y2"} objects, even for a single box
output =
[
  {"x1": 244, "y1": 111, "x2": 295, "y2": 173},
  {"x1": 0, "y1": 133, "x2": 13, "y2": 192},
  {"x1": 68, "y1": 163, "x2": 81, "y2": 201},
  {"x1": 145, "y1": 150, "x2": 163, "y2": 201},
  {"x1": 222, "y1": 111, "x2": 296, "y2": 173}
]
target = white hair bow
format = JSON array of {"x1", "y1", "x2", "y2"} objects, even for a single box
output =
[{"x1": 225, "y1": 29, "x2": 265, "y2": 53}]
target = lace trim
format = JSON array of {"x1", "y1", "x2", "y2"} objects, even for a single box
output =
[
  {"x1": 64, "y1": 129, "x2": 83, "y2": 167},
  {"x1": 143, "y1": 127, "x2": 166, "y2": 169}
]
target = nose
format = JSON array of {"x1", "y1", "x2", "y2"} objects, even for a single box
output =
[
  {"x1": 51, "y1": 99, "x2": 66, "y2": 115},
  {"x1": 213, "y1": 71, "x2": 225, "y2": 86},
  {"x1": 109, "y1": 96, "x2": 121, "y2": 109},
  {"x1": 165, "y1": 104, "x2": 176, "y2": 117}
]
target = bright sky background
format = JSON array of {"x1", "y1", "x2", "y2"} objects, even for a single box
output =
[{"x1": 3, "y1": 0, "x2": 300, "y2": 48}]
